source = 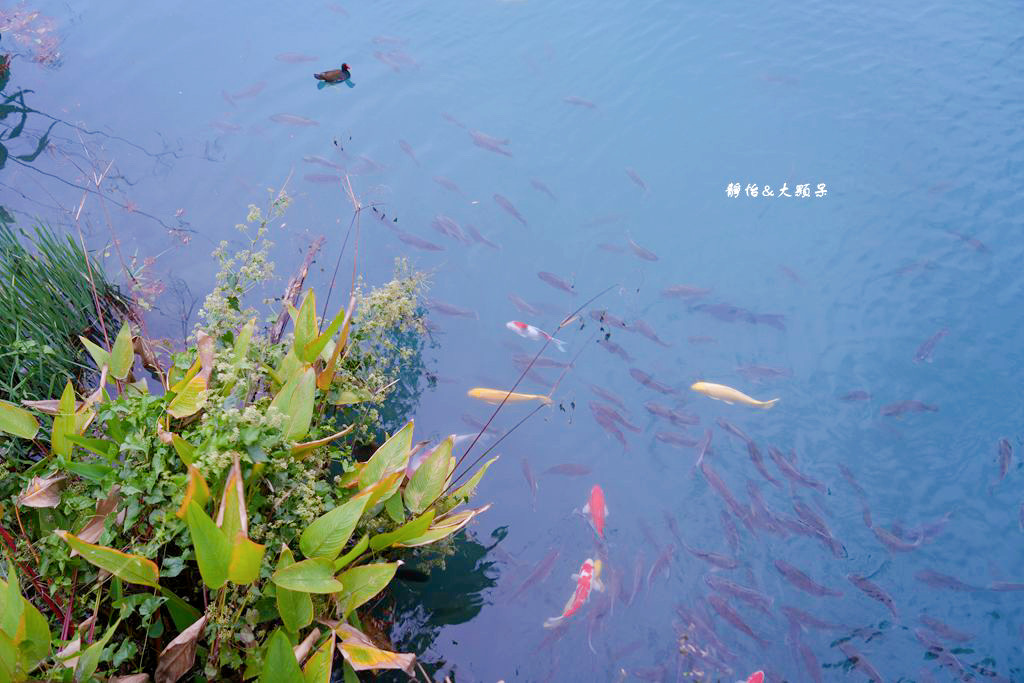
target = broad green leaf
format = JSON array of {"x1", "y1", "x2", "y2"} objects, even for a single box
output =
[
  {"x1": 166, "y1": 374, "x2": 207, "y2": 419},
  {"x1": 234, "y1": 318, "x2": 255, "y2": 364},
  {"x1": 397, "y1": 504, "x2": 492, "y2": 548},
  {"x1": 272, "y1": 558, "x2": 343, "y2": 594},
  {"x1": 317, "y1": 296, "x2": 355, "y2": 390},
  {"x1": 60, "y1": 460, "x2": 113, "y2": 483},
  {"x1": 274, "y1": 349, "x2": 302, "y2": 389},
  {"x1": 0, "y1": 631, "x2": 17, "y2": 682},
  {"x1": 108, "y1": 322, "x2": 134, "y2": 380},
  {"x1": 51, "y1": 381, "x2": 76, "y2": 458},
  {"x1": 369, "y1": 510, "x2": 435, "y2": 552},
  {"x1": 334, "y1": 624, "x2": 415, "y2": 675},
  {"x1": 302, "y1": 631, "x2": 334, "y2": 683},
  {"x1": 289, "y1": 290, "x2": 320, "y2": 363},
  {"x1": 74, "y1": 618, "x2": 120, "y2": 683},
  {"x1": 176, "y1": 466, "x2": 211, "y2": 519},
  {"x1": 0, "y1": 400, "x2": 39, "y2": 439},
  {"x1": 332, "y1": 535, "x2": 369, "y2": 573},
  {"x1": 169, "y1": 356, "x2": 200, "y2": 394},
  {"x1": 160, "y1": 587, "x2": 203, "y2": 632},
  {"x1": 65, "y1": 435, "x2": 116, "y2": 460},
  {"x1": 331, "y1": 388, "x2": 373, "y2": 406},
  {"x1": 259, "y1": 629, "x2": 304, "y2": 683},
  {"x1": 0, "y1": 560, "x2": 24, "y2": 637},
  {"x1": 275, "y1": 546, "x2": 313, "y2": 633},
  {"x1": 184, "y1": 501, "x2": 230, "y2": 589},
  {"x1": 78, "y1": 335, "x2": 109, "y2": 369},
  {"x1": 18, "y1": 594, "x2": 50, "y2": 671},
  {"x1": 404, "y1": 437, "x2": 453, "y2": 515},
  {"x1": 359, "y1": 421, "x2": 414, "y2": 489},
  {"x1": 383, "y1": 491, "x2": 405, "y2": 524},
  {"x1": 227, "y1": 534, "x2": 265, "y2": 585},
  {"x1": 269, "y1": 366, "x2": 316, "y2": 441},
  {"x1": 171, "y1": 434, "x2": 195, "y2": 466},
  {"x1": 299, "y1": 495, "x2": 371, "y2": 561},
  {"x1": 447, "y1": 456, "x2": 500, "y2": 511},
  {"x1": 55, "y1": 531, "x2": 159, "y2": 587},
  {"x1": 335, "y1": 562, "x2": 401, "y2": 618}
]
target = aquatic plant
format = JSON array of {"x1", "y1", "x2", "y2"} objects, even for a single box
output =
[{"x1": 0, "y1": 202, "x2": 494, "y2": 681}]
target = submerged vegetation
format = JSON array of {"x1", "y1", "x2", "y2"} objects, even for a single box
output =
[{"x1": 0, "y1": 194, "x2": 496, "y2": 681}]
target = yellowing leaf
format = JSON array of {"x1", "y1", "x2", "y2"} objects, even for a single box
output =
[
  {"x1": 0, "y1": 400, "x2": 39, "y2": 439},
  {"x1": 447, "y1": 456, "x2": 500, "y2": 511},
  {"x1": 359, "y1": 421, "x2": 413, "y2": 489},
  {"x1": 153, "y1": 615, "x2": 207, "y2": 683},
  {"x1": 291, "y1": 425, "x2": 354, "y2": 459},
  {"x1": 169, "y1": 356, "x2": 200, "y2": 394},
  {"x1": 55, "y1": 531, "x2": 159, "y2": 587},
  {"x1": 176, "y1": 466, "x2": 211, "y2": 519},
  {"x1": 334, "y1": 624, "x2": 415, "y2": 675},
  {"x1": 302, "y1": 631, "x2": 334, "y2": 683},
  {"x1": 51, "y1": 381, "x2": 77, "y2": 458},
  {"x1": 227, "y1": 533, "x2": 265, "y2": 585},
  {"x1": 335, "y1": 562, "x2": 401, "y2": 617},
  {"x1": 166, "y1": 374, "x2": 207, "y2": 419},
  {"x1": 271, "y1": 558, "x2": 343, "y2": 594},
  {"x1": 78, "y1": 335, "x2": 109, "y2": 369},
  {"x1": 108, "y1": 322, "x2": 135, "y2": 380},
  {"x1": 316, "y1": 295, "x2": 355, "y2": 391},
  {"x1": 17, "y1": 474, "x2": 65, "y2": 508},
  {"x1": 397, "y1": 504, "x2": 492, "y2": 547}
]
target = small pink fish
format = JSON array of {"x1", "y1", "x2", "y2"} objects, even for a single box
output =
[
  {"x1": 506, "y1": 321, "x2": 567, "y2": 352},
  {"x1": 543, "y1": 558, "x2": 604, "y2": 628},
  {"x1": 582, "y1": 484, "x2": 608, "y2": 539}
]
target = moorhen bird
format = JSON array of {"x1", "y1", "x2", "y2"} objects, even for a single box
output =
[{"x1": 314, "y1": 63, "x2": 351, "y2": 83}]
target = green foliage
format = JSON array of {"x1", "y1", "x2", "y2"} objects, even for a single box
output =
[{"x1": 0, "y1": 206, "x2": 496, "y2": 681}]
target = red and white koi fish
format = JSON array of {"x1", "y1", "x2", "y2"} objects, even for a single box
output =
[
  {"x1": 744, "y1": 673, "x2": 764, "y2": 683},
  {"x1": 505, "y1": 321, "x2": 567, "y2": 352},
  {"x1": 543, "y1": 558, "x2": 604, "y2": 628},
  {"x1": 581, "y1": 484, "x2": 608, "y2": 539}
]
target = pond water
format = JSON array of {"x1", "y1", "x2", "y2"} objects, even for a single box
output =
[{"x1": 4, "y1": 0, "x2": 1024, "y2": 680}]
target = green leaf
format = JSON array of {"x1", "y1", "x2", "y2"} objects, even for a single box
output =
[
  {"x1": 269, "y1": 366, "x2": 316, "y2": 441},
  {"x1": 259, "y1": 629, "x2": 304, "y2": 683},
  {"x1": 73, "y1": 617, "x2": 120, "y2": 683},
  {"x1": 275, "y1": 546, "x2": 313, "y2": 633},
  {"x1": 227, "y1": 534, "x2": 265, "y2": 585},
  {"x1": 0, "y1": 632, "x2": 16, "y2": 683},
  {"x1": 160, "y1": 587, "x2": 203, "y2": 632},
  {"x1": 404, "y1": 437, "x2": 453, "y2": 514},
  {"x1": 108, "y1": 321, "x2": 134, "y2": 380},
  {"x1": 447, "y1": 456, "x2": 500, "y2": 511},
  {"x1": 299, "y1": 495, "x2": 371, "y2": 561},
  {"x1": 0, "y1": 560, "x2": 24, "y2": 637},
  {"x1": 302, "y1": 302, "x2": 347, "y2": 363},
  {"x1": 359, "y1": 420, "x2": 414, "y2": 489},
  {"x1": 335, "y1": 563, "x2": 400, "y2": 618},
  {"x1": 78, "y1": 335, "x2": 109, "y2": 370},
  {"x1": 184, "y1": 501, "x2": 230, "y2": 589},
  {"x1": 383, "y1": 491, "x2": 405, "y2": 524},
  {"x1": 64, "y1": 435, "x2": 116, "y2": 460},
  {"x1": 60, "y1": 459, "x2": 113, "y2": 483},
  {"x1": 272, "y1": 558, "x2": 343, "y2": 594},
  {"x1": 291, "y1": 290, "x2": 319, "y2": 363},
  {"x1": 18, "y1": 595, "x2": 50, "y2": 671},
  {"x1": 302, "y1": 631, "x2": 334, "y2": 683},
  {"x1": 0, "y1": 399, "x2": 39, "y2": 439},
  {"x1": 56, "y1": 531, "x2": 159, "y2": 587},
  {"x1": 171, "y1": 434, "x2": 195, "y2": 466},
  {"x1": 331, "y1": 388, "x2": 373, "y2": 406},
  {"x1": 332, "y1": 535, "x2": 369, "y2": 573},
  {"x1": 369, "y1": 510, "x2": 435, "y2": 552},
  {"x1": 51, "y1": 381, "x2": 76, "y2": 458}
]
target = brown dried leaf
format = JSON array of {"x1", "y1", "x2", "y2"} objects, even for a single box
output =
[
  {"x1": 55, "y1": 636, "x2": 81, "y2": 669},
  {"x1": 20, "y1": 399, "x2": 63, "y2": 414},
  {"x1": 156, "y1": 422, "x2": 174, "y2": 445},
  {"x1": 154, "y1": 615, "x2": 208, "y2": 683},
  {"x1": 196, "y1": 331, "x2": 215, "y2": 384},
  {"x1": 111, "y1": 675, "x2": 151, "y2": 683},
  {"x1": 70, "y1": 486, "x2": 121, "y2": 556},
  {"x1": 17, "y1": 474, "x2": 66, "y2": 508},
  {"x1": 293, "y1": 627, "x2": 322, "y2": 665}
]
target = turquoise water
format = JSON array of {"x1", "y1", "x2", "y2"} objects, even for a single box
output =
[{"x1": 4, "y1": 0, "x2": 1024, "y2": 680}]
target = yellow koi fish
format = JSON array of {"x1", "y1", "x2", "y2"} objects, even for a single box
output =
[
  {"x1": 467, "y1": 387, "x2": 552, "y2": 405},
  {"x1": 690, "y1": 381, "x2": 779, "y2": 409}
]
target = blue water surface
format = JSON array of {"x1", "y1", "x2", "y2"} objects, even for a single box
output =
[{"x1": 4, "y1": 0, "x2": 1024, "y2": 680}]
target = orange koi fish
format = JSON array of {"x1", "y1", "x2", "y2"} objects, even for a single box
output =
[
  {"x1": 543, "y1": 558, "x2": 604, "y2": 629},
  {"x1": 581, "y1": 484, "x2": 608, "y2": 539}
]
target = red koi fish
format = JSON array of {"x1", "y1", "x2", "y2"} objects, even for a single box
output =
[
  {"x1": 745, "y1": 673, "x2": 764, "y2": 683},
  {"x1": 582, "y1": 484, "x2": 608, "y2": 539},
  {"x1": 506, "y1": 321, "x2": 567, "y2": 352},
  {"x1": 543, "y1": 558, "x2": 604, "y2": 628}
]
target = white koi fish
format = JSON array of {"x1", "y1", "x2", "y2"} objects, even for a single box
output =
[
  {"x1": 543, "y1": 558, "x2": 604, "y2": 628},
  {"x1": 506, "y1": 321, "x2": 567, "y2": 352},
  {"x1": 691, "y1": 381, "x2": 779, "y2": 409}
]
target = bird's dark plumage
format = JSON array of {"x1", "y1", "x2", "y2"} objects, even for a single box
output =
[{"x1": 314, "y1": 63, "x2": 351, "y2": 83}]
